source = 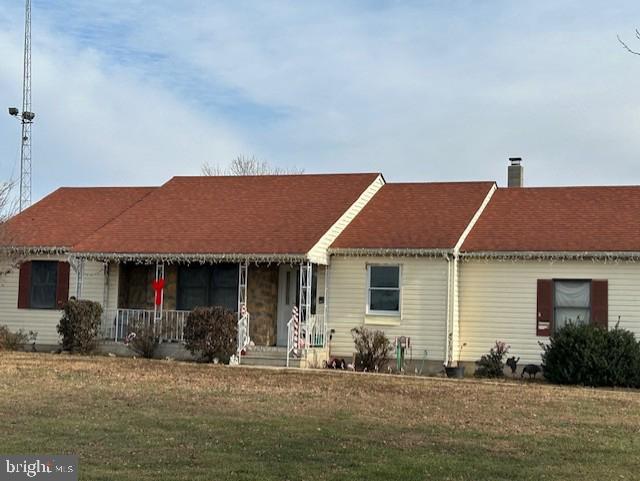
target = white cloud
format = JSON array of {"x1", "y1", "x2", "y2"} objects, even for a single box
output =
[
  {"x1": 3, "y1": 0, "x2": 640, "y2": 198},
  {"x1": 0, "y1": 6, "x2": 249, "y2": 200}
]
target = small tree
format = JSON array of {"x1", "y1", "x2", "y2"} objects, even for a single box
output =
[
  {"x1": 57, "y1": 299, "x2": 103, "y2": 354},
  {"x1": 351, "y1": 327, "x2": 392, "y2": 372},
  {"x1": 202, "y1": 155, "x2": 304, "y2": 176},
  {"x1": 474, "y1": 341, "x2": 510, "y2": 378},
  {"x1": 0, "y1": 179, "x2": 22, "y2": 278},
  {"x1": 184, "y1": 306, "x2": 238, "y2": 363}
]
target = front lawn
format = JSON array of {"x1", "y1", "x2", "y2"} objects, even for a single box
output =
[{"x1": 0, "y1": 352, "x2": 638, "y2": 480}]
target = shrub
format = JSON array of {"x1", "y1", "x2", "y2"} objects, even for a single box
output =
[
  {"x1": 124, "y1": 321, "x2": 158, "y2": 359},
  {"x1": 474, "y1": 341, "x2": 510, "y2": 378},
  {"x1": 351, "y1": 327, "x2": 392, "y2": 372},
  {"x1": 542, "y1": 323, "x2": 640, "y2": 388},
  {"x1": 0, "y1": 325, "x2": 37, "y2": 351},
  {"x1": 57, "y1": 299, "x2": 103, "y2": 354},
  {"x1": 184, "y1": 306, "x2": 237, "y2": 363}
]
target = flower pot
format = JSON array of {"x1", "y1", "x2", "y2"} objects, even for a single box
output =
[{"x1": 445, "y1": 366, "x2": 465, "y2": 379}]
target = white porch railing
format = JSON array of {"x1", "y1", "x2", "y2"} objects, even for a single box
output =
[
  {"x1": 286, "y1": 310, "x2": 326, "y2": 367},
  {"x1": 100, "y1": 308, "x2": 190, "y2": 343},
  {"x1": 306, "y1": 312, "x2": 326, "y2": 348}
]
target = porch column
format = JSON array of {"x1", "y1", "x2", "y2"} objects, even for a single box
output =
[
  {"x1": 322, "y1": 264, "x2": 329, "y2": 348},
  {"x1": 102, "y1": 261, "x2": 110, "y2": 311},
  {"x1": 298, "y1": 261, "x2": 312, "y2": 349},
  {"x1": 71, "y1": 257, "x2": 85, "y2": 299},
  {"x1": 237, "y1": 260, "x2": 248, "y2": 317}
]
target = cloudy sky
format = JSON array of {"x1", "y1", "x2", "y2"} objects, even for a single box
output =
[{"x1": 1, "y1": 1, "x2": 640, "y2": 201}]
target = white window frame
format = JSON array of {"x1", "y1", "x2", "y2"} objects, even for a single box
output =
[{"x1": 366, "y1": 264, "x2": 402, "y2": 316}]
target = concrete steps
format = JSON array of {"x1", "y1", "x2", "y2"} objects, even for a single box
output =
[{"x1": 239, "y1": 346, "x2": 299, "y2": 367}]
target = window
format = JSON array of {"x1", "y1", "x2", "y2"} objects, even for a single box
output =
[
  {"x1": 30, "y1": 261, "x2": 58, "y2": 309},
  {"x1": 554, "y1": 280, "x2": 590, "y2": 330},
  {"x1": 367, "y1": 265, "x2": 400, "y2": 314},
  {"x1": 210, "y1": 264, "x2": 238, "y2": 310},
  {"x1": 177, "y1": 264, "x2": 239, "y2": 311}
]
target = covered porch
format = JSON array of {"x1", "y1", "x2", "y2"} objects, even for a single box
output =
[{"x1": 72, "y1": 255, "x2": 328, "y2": 360}]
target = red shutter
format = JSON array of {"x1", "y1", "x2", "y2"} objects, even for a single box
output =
[
  {"x1": 56, "y1": 261, "x2": 70, "y2": 309},
  {"x1": 591, "y1": 280, "x2": 608, "y2": 330},
  {"x1": 17, "y1": 261, "x2": 32, "y2": 309},
  {"x1": 536, "y1": 279, "x2": 554, "y2": 336}
]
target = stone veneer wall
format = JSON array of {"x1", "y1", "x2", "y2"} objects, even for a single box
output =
[{"x1": 247, "y1": 264, "x2": 279, "y2": 346}]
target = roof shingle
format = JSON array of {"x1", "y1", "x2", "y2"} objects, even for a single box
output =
[
  {"x1": 331, "y1": 182, "x2": 495, "y2": 250},
  {"x1": 462, "y1": 186, "x2": 640, "y2": 252},
  {"x1": 0, "y1": 187, "x2": 155, "y2": 249},
  {"x1": 73, "y1": 173, "x2": 380, "y2": 255}
]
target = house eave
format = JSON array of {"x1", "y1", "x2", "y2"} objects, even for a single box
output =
[
  {"x1": 328, "y1": 247, "x2": 452, "y2": 258},
  {"x1": 0, "y1": 245, "x2": 69, "y2": 257},
  {"x1": 460, "y1": 250, "x2": 640, "y2": 262},
  {"x1": 70, "y1": 251, "x2": 310, "y2": 264}
]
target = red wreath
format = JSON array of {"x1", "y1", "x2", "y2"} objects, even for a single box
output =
[{"x1": 152, "y1": 278, "x2": 165, "y2": 306}]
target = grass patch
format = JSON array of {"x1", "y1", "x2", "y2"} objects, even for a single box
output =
[{"x1": 1, "y1": 352, "x2": 639, "y2": 480}]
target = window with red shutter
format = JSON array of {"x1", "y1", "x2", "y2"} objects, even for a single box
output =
[
  {"x1": 17, "y1": 261, "x2": 70, "y2": 309},
  {"x1": 591, "y1": 280, "x2": 608, "y2": 329},
  {"x1": 56, "y1": 262, "x2": 70, "y2": 308},
  {"x1": 17, "y1": 261, "x2": 32, "y2": 309},
  {"x1": 536, "y1": 279, "x2": 554, "y2": 336}
]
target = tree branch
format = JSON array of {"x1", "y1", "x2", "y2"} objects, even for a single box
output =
[{"x1": 618, "y1": 33, "x2": 640, "y2": 56}]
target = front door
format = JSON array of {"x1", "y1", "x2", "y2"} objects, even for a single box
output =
[{"x1": 277, "y1": 264, "x2": 298, "y2": 346}]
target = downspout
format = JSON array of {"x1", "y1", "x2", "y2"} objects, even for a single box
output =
[
  {"x1": 448, "y1": 183, "x2": 497, "y2": 366},
  {"x1": 444, "y1": 253, "x2": 454, "y2": 366}
]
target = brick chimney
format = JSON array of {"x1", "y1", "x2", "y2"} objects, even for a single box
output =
[{"x1": 508, "y1": 157, "x2": 523, "y2": 188}]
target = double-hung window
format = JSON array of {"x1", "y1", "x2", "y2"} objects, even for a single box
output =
[
  {"x1": 177, "y1": 264, "x2": 239, "y2": 312},
  {"x1": 554, "y1": 280, "x2": 590, "y2": 329},
  {"x1": 18, "y1": 260, "x2": 69, "y2": 310},
  {"x1": 30, "y1": 261, "x2": 59, "y2": 309},
  {"x1": 367, "y1": 265, "x2": 401, "y2": 315}
]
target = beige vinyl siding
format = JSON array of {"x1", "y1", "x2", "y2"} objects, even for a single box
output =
[
  {"x1": 0, "y1": 257, "x2": 107, "y2": 344},
  {"x1": 307, "y1": 175, "x2": 385, "y2": 265},
  {"x1": 459, "y1": 259, "x2": 640, "y2": 363},
  {"x1": 327, "y1": 255, "x2": 448, "y2": 360},
  {"x1": 105, "y1": 262, "x2": 119, "y2": 310}
]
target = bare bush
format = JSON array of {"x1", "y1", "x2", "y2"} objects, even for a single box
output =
[{"x1": 202, "y1": 155, "x2": 304, "y2": 176}]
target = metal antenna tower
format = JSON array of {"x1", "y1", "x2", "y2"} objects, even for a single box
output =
[{"x1": 8, "y1": 0, "x2": 34, "y2": 212}]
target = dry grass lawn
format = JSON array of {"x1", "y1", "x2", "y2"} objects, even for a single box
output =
[{"x1": 0, "y1": 352, "x2": 639, "y2": 480}]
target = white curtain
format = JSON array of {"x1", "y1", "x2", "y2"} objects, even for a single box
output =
[{"x1": 555, "y1": 281, "x2": 590, "y2": 328}]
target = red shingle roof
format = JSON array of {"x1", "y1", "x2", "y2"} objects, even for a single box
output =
[
  {"x1": 73, "y1": 173, "x2": 380, "y2": 255},
  {"x1": 0, "y1": 187, "x2": 155, "y2": 248},
  {"x1": 331, "y1": 182, "x2": 495, "y2": 250},
  {"x1": 462, "y1": 186, "x2": 640, "y2": 252}
]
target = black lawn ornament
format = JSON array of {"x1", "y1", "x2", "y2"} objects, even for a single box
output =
[
  {"x1": 522, "y1": 364, "x2": 541, "y2": 379},
  {"x1": 506, "y1": 356, "x2": 520, "y2": 376}
]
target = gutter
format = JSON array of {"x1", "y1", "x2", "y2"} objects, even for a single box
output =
[
  {"x1": 0, "y1": 245, "x2": 68, "y2": 257},
  {"x1": 69, "y1": 251, "x2": 310, "y2": 265},
  {"x1": 460, "y1": 250, "x2": 640, "y2": 262},
  {"x1": 328, "y1": 247, "x2": 451, "y2": 258}
]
